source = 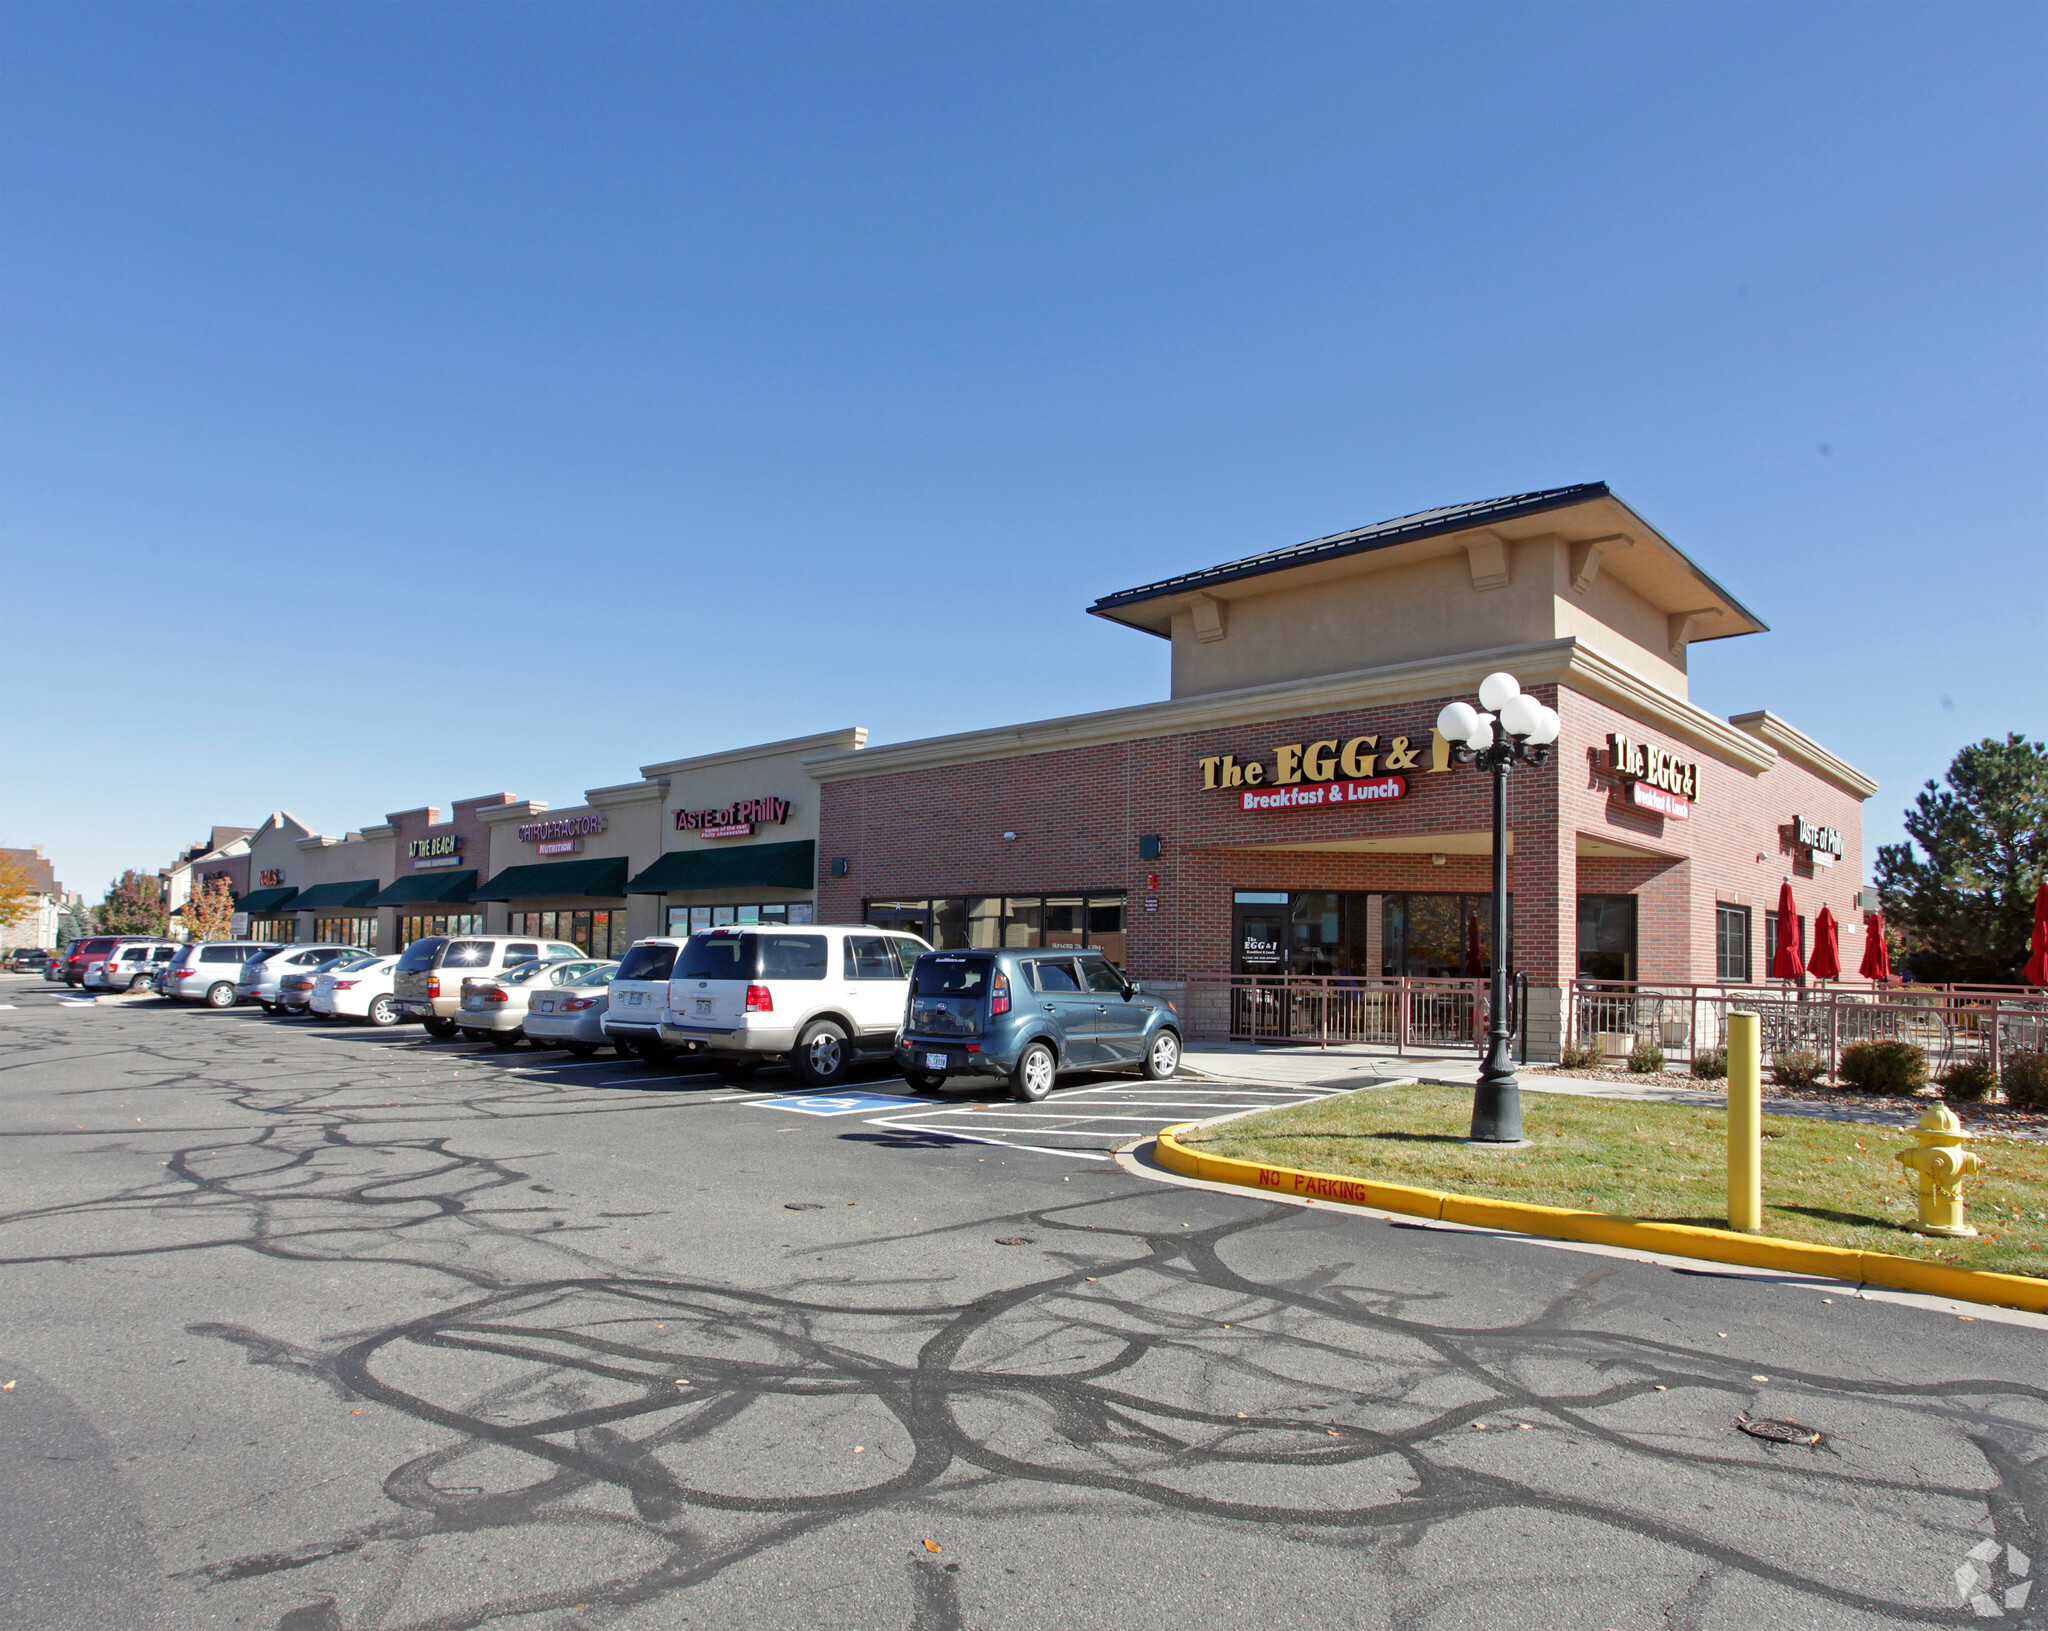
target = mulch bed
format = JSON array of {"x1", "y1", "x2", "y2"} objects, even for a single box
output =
[{"x1": 1538, "y1": 1067, "x2": 2048, "y2": 1140}]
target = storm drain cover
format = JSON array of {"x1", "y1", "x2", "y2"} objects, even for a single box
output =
[
  {"x1": 1738, "y1": 1416, "x2": 1822, "y2": 1446},
  {"x1": 994, "y1": 1237, "x2": 1036, "y2": 1246}
]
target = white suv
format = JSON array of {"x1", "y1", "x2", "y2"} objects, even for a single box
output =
[
  {"x1": 602, "y1": 938, "x2": 686, "y2": 1063},
  {"x1": 658, "y1": 925, "x2": 932, "y2": 1086}
]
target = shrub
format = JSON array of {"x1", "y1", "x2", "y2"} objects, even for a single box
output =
[
  {"x1": 1770, "y1": 1049, "x2": 1826, "y2": 1089},
  {"x1": 2004, "y1": 1052, "x2": 2048, "y2": 1112},
  {"x1": 1837, "y1": 1039, "x2": 1929, "y2": 1096},
  {"x1": 1627, "y1": 1040, "x2": 1665, "y2": 1074},
  {"x1": 1691, "y1": 1045, "x2": 1728, "y2": 1081},
  {"x1": 1939, "y1": 1059, "x2": 1999, "y2": 1103},
  {"x1": 1558, "y1": 1039, "x2": 1600, "y2": 1070}
]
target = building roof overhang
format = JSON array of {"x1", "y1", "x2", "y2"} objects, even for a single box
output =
[{"x1": 1087, "y1": 483, "x2": 1768, "y2": 645}]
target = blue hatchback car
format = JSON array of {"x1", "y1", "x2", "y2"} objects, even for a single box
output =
[{"x1": 894, "y1": 946, "x2": 1182, "y2": 1101}]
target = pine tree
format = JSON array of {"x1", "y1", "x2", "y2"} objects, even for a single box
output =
[{"x1": 1875, "y1": 732, "x2": 2048, "y2": 984}]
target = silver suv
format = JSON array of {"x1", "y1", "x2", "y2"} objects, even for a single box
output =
[
  {"x1": 392, "y1": 933, "x2": 587, "y2": 1037},
  {"x1": 163, "y1": 942, "x2": 286, "y2": 1006},
  {"x1": 657, "y1": 924, "x2": 931, "y2": 1085},
  {"x1": 84, "y1": 939, "x2": 182, "y2": 992},
  {"x1": 238, "y1": 945, "x2": 369, "y2": 1013}
]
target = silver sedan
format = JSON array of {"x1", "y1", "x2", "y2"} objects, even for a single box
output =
[
  {"x1": 522, "y1": 963, "x2": 623, "y2": 1054},
  {"x1": 456, "y1": 959, "x2": 612, "y2": 1048}
]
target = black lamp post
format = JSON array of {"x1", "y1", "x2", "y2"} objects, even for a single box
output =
[{"x1": 1435, "y1": 673, "x2": 1560, "y2": 1144}]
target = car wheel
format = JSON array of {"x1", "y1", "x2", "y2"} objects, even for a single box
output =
[
  {"x1": 422, "y1": 1017, "x2": 458, "y2": 1039},
  {"x1": 563, "y1": 1041, "x2": 596, "y2": 1056},
  {"x1": 902, "y1": 1069, "x2": 945, "y2": 1094},
  {"x1": 367, "y1": 996, "x2": 398, "y2": 1027},
  {"x1": 1009, "y1": 1040, "x2": 1056, "y2": 1103},
  {"x1": 489, "y1": 1031, "x2": 522, "y2": 1050},
  {"x1": 792, "y1": 1020, "x2": 851, "y2": 1087},
  {"x1": 634, "y1": 1039, "x2": 675, "y2": 1066},
  {"x1": 1141, "y1": 1029, "x2": 1182, "y2": 1081},
  {"x1": 127, "y1": 974, "x2": 150, "y2": 992},
  {"x1": 205, "y1": 982, "x2": 237, "y2": 1008}
]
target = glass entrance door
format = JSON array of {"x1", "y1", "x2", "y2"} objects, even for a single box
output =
[{"x1": 1232, "y1": 893, "x2": 1289, "y2": 976}]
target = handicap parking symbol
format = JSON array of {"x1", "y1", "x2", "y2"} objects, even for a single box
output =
[{"x1": 754, "y1": 1092, "x2": 928, "y2": 1117}]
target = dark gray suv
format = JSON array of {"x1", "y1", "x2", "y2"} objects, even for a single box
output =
[{"x1": 895, "y1": 947, "x2": 1181, "y2": 1101}]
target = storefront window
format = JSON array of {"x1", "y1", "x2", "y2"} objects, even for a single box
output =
[
  {"x1": 865, "y1": 894, "x2": 1129, "y2": 961},
  {"x1": 399, "y1": 913, "x2": 483, "y2": 947},
  {"x1": 507, "y1": 910, "x2": 631, "y2": 958},
  {"x1": 664, "y1": 902, "x2": 809, "y2": 937},
  {"x1": 1576, "y1": 895, "x2": 1638, "y2": 983},
  {"x1": 1715, "y1": 904, "x2": 1751, "y2": 982},
  {"x1": 247, "y1": 916, "x2": 297, "y2": 943},
  {"x1": 314, "y1": 917, "x2": 378, "y2": 951},
  {"x1": 1230, "y1": 891, "x2": 1508, "y2": 978}
]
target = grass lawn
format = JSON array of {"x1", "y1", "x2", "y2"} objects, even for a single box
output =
[{"x1": 1180, "y1": 1084, "x2": 2048, "y2": 1281}]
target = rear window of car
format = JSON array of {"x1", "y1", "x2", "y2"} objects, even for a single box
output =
[
  {"x1": 614, "y1": 944, "x2": 678, "y2": 983},
  {"x1": 570, "y1": 965, "x2": 618, "y2": 986},
  {"x1": 674, "y1": 933, "x2": 753, "y2": 980},
  {"x1": 332, "y1": 955, "x2": 381, "y2": 972},
  {"x1": 912, "y1": 954, "x2": 993, "y2": 997},
  {"x1": 396, "y1": 937, "x2": 446, "y2": 972}
]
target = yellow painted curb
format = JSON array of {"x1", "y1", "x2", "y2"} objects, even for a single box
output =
[{"x1": 1152, "y1": 1125, "x2": 2048, "y2": 1315}]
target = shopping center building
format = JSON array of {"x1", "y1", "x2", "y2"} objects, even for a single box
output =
[
  {"x1": 187, "y1": 484, "x2": 1873, "y2": 1062},
  {"x1": 808, "y1": 483, "x2": 1876, "y2": 1057}
]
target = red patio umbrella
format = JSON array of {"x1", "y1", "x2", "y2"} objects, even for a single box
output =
[
  {"x1": 1808, "y1": 904, "x2": 1841, "y2": 982},
  {"x1": 2024, "y1": 881, "x2": 2048, "y2": 988},
  {"x1": 1858, "y1": 910, "x2": 1892, "y2": 983},
  {"x1": 1770, "y1": 881, "x2": 1805, "y2": 980},
  {"x1": 1464, "y1": 914, "x2": 1485, "y2": 978}
]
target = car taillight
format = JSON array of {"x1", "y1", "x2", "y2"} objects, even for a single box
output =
[
  {"x1": 564, "y1": 998, "x2": 597, "y2": 1011},
  {"x1": 745, "y1": 984, "x2": 773, "y2": 1013},
  {"x1": 170, "y1": 969, "x2": 194, "y2": 979},
  {"x1": 332, "y1": 981, "x2": 358, "y2": 990},
  {"x1": 484, "y1": 989, "x2": 509, "y2": 1003},
  {"x1": 990, "y1": 969, "x2": 1011, "y2": 1017},
  {"x1": 427, "y1": 976, "x2": 441, "y2": 997}
]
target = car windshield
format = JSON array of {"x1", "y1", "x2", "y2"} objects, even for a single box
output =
[
  {"x1": 570, "y1": 965, "x2": 619, "y2": 987},
  {"x1": 613, "y1": 943, "x2": 679, "y2": 983},
  {"x1": 911, "y1": 955, "x2": 993, "y2": 997},
  {"x1": 396, "y1": 938, "x2": 446, "y2": 973}
]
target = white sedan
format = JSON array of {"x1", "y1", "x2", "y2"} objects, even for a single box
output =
[{"x1": 309, "y1": 955, "x2": 402, "y2": 1026}]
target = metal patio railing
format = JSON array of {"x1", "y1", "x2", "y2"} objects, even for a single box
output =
[
  {"x1": 1174, "y1": 974, "x2": 1499, "y2": 1054},
  {"x1": 1568, "y1": 979, "x2": 2048, "y2": 1079}
]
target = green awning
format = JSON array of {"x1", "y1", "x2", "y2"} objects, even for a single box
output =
[
  {"x1": 625, "y1": 839, "x2": 815, "y2": 895},
  {"x1": 472, "y1": 857, "x2": 630, "y2": 902},
  {"x1": 237, "y1": 886, "x2": 299, "y2": 914},
  {"x1": 367, "y1": 870, "x2": 479, "y2": 907},
  {"x1": 288, "y1": 879, "x2": 382, "y2": 912}
]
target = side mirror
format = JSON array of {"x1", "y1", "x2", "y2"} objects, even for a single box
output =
[{"x1": 1123, "y1": 982, "x2": 1139, "y2": 999}]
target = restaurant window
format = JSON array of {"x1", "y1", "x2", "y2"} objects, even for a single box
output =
[
  {"x1": 664, "y1": 902, "x2": 812, "y2": 937},
  {"x1": 246, "y1": 916, "x2": 297, "y2": 943},
  {"x1": 1381, "y1": 893, "x2": 1509, "y2": 978},
  {"x1": 399, "y1": 913, "x2": 483, "y2": 947},
  {"x1": 864, "y1": 894, "x2": 1127, "y2": 964},
  {"x1": 1763, "y1": 910, "x2": 1807, "y2": 979},
  {"x1": 506, "y1": 910, "x2": 631, "y2": 958},
  {"x1": 315, "y1": 917, "x2": 378, "y2": 951},
  {"x1": 1715, "y1": 904, "x2": 1750, "y2": 983},
  {"x1": 1229, "y1": 891, "x2": 1507, "y2": 978},
  {"x1": 1577, "y1": 895, "x2": 1638, "y2": 983}
]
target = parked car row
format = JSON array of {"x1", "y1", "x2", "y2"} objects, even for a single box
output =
[
  {"x1": 50, "y1": 923, "x2": 1185, "y2": 1100},
  {"x1": 2, "y1": 947, "x2": 51, "y2": 972}
]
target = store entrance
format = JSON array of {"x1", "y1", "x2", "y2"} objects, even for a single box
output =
[{"x1": 1232, "y1": 894, "x2": 1289, "y2": 975}]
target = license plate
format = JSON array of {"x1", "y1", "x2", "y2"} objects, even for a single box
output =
[
  {"x1": 923, "y1": 1052, "x2": 948, "y2": 1071},
  {"x1": 533, "y1": 999, "x2": 552, "y2": 1014},
  {"x1": 627, "y1": 991, "x2": 644, "y2": 1005},
  {"x1": 695, "y1": 998, "x2": 714, "y2": 1014}
]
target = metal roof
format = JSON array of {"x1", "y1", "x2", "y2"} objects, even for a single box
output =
[{"x1": 1090, "y1": 483, "x2": 1612, "y2": 615}]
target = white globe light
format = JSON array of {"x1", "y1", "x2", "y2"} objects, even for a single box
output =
[
  {"x1": 1530, "y1": 704, "x2": 1562, "y2": 745},
  {"x1": 1466, "y1": 715, "x2": 1495, "y2": 750},
  {"x1": 1499, "y1": 693, "x2": 1545, "y2": 739},
  {"x1": 1477, "y1": 671, "x2": 1520, "y2": 712},
  {"x1": 1436, "y1": 701, "x2": 1480, "y2": 744}
]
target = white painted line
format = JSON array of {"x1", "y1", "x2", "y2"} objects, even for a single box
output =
[{"x1": 855, "y1": 1118, "x2": 1112, "y2": 1160}]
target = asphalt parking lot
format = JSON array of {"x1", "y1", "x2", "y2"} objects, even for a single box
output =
[{"x1": 3, "y1": 975, "x2": 2045, "y2": 1631}]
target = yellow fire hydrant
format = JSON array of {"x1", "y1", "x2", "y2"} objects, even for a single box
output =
[{"x1": 1895, "y1": 1103, "x2": 1983, "y2": 1238}]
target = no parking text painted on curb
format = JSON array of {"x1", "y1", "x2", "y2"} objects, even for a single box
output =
[{"x1": 1151, "y1": 1124, "x2": 2048, "y2": 1315}]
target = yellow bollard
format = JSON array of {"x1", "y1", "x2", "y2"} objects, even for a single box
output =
[{"x1": 1726, "y1": 1012, "x2": 1761, "y2": 1233}]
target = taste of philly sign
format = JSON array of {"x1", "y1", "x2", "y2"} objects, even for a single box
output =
[
  {"x1": 1608, "y1": 731, "x2": 1699, "y2": 820},
  {"x1": 1196, "y1": 729, "x2": 1451, "y2": 813},
  {"x1": 675, "y1": 795, "x2": 793, "y2": 840}
]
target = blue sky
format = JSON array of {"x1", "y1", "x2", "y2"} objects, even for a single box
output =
[{"x1": 3, "y1": 2, "x2": 2041, "y2": 901}]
